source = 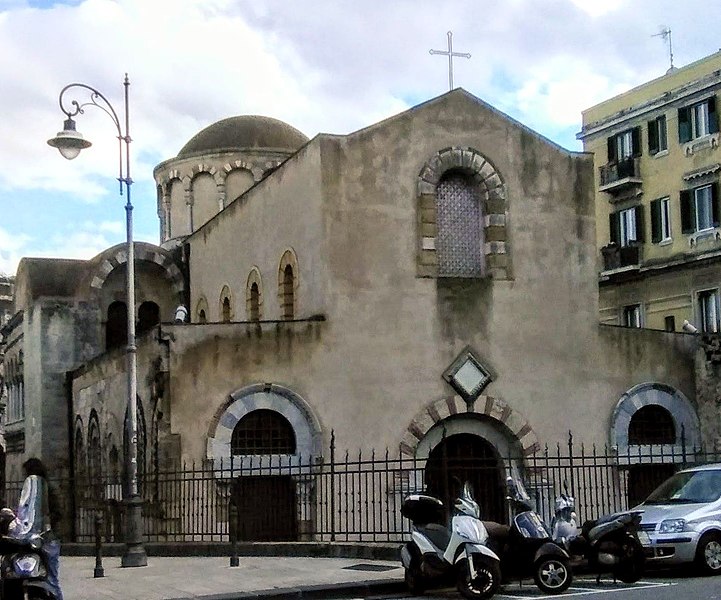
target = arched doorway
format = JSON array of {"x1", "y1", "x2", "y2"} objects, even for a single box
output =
[
  {"x1": 230, "y1": 409, "x2": 298, "y2": 541},
  {"x1": 425, "y1": 433, "x2": 506, "y2": 523},
  {"x1": 626, "y1": 404, "x2": 676, "y2": 507}
]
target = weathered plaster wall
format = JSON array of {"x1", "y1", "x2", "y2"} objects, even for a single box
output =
[{"x1": 186, "y1": 142, "x2": 326, "y2": 323}]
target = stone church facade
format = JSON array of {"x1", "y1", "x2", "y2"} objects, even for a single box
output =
[{"x1": 0, "y1": 89, "x2": 703, "y2": 539}]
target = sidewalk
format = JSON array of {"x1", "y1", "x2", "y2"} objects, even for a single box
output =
[{"x1": 59, "y1": 555, "x2": 406, "y2": 600}]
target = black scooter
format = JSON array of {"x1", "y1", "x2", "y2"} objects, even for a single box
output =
[
  {"x1": 550, "y1": 482, "x2": 645, "y2": 583},
  {"x1": 484, "y1": 475, "x2": 573, "y2": 595}
]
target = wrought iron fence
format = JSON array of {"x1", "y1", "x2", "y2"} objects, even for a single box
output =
[{"x1": 4, "y1": 432, "x2": 721, "y2": 544}]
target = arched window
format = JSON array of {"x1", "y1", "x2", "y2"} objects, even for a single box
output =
[
  {"x1": 222, "y1": 297, "x2": 231, "y2": 322},
  {"x1": 196, "y1": 297, "x2": 209, "y2": 324},
  {"x1": 282, "y1": 265, "x2": 294, "y2": 320},
  {"x1": 106, "y1": 301, "x2": 128, "y2": 350},
  {"x1": 138, "y1": 301, "x2": 160, "y2": 335},
  {"x1": 74, "y1": 426, "x2": 86, "y2": 487},
  {"x1": 250, "y1": 283, "x2": 260, "y2": 322},
  {"x1": 436, "y1": 170, "x2": 484, "y2": 277},
  {"x1": 231, "y1": 409, "x2": 296, "y2": 455},
  {"x1": 628, "y1": 404, "x2": 676, "y2": 445},
  {"x1": 88, "y1": 413, "x2": 102, "y2": 497},
  {"x1": 108, "y1": 435, "x2": 120, "y2": 484}
]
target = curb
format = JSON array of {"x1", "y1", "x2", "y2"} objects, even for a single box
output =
[{"x1": 166, "y1": 579, "x2": 407, "y2": 600}]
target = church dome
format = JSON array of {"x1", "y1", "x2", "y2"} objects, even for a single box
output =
[{"x1": 177, "y1": 115, "x2": 309, "y2": 157}]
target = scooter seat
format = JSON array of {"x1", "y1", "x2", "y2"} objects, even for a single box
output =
[
  {"x1": 482, "y1": 521, "x2": 511, "y2": 542},
  {"x1": 418, "y1": 522, "x2": 451, "y2": 550}
]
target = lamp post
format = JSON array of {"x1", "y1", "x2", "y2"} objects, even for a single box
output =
[{"x1": 47, "y1": 74, "x2": 147, "y2": 567}]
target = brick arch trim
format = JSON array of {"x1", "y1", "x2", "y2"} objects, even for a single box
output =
[
  {"x1": 206, "y1": 383, "x2": 322, "y2": 462},
  {"x1": 87, "y1": 243, "x2": 185, "y2": 305},
  {"x1": 417, "y1": 146, "x2": 510, "y2": 280},
  {"x1": 610, "y1": 382, "x2": 701, "y2": 451},
  {"x1": 399, "y1": 394, "x2": 539, "y2": 458}
]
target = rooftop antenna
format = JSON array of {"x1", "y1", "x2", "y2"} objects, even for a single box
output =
[{"x1": 653, "y1": 26, "x2": 675, "y2": 73}]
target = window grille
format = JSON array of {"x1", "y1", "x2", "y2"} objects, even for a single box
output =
[
  {"x1": 436, "y1": 173, "x2": 483, "y2": 277},
  {"x1": 628, "y1": 405, "x2": 675, "y2": 445},
  {"x1": 231, "y1": 409, "x2": 296, "y2": 455}
]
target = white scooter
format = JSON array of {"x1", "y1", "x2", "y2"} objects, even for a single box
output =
[{"x1": 400, "y1": 482, "x2": 502, "y2": 599}]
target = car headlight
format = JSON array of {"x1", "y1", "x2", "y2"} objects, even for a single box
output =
[{"x1": 659, "y1": 519, "x2": 686, "y2": 533}]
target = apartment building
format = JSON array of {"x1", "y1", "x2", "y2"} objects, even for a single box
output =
[{"x1": 578, "y1": 51, "x2": 721, "y2": 332}]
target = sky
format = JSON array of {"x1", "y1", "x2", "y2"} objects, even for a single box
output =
[{"x1": 1, "y1": 0, "x2": 720, "y2": 276}]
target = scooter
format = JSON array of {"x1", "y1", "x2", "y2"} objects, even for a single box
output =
[
  {"x1": 550, "y1": 482, "x2": 646, "y2": 583},
  {"x1": 0, "y1": 508, "x2": 59, "y2": 600},
  {"x1": 400, "y1": 482, "x2": 502, "y2": 599},
  {"x1": 484, "y1": 475, "x2": 573, "y2": 594}
]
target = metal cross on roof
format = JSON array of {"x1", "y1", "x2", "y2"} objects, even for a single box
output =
[{"x1": 430, "y1": 31, "x2": 471, "y2": 91}]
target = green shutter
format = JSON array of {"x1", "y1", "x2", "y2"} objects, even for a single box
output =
[
  {"x1": 680, "y1": 190, "x2": 695, "y2": 233},
  {"x1": 713, "y1": 182, "x2": 720, "y2": 227},
  {"x1": 631, "y1": 127, "x2": 641, "y2": 157},
  {"x1": 634, "y1": 204, "x2": 645, "y2": 242},
  {"x1": 607, "y1": 136, "x2": 617, "y2": 163},
  {"x1": 609, "y1": 212, "x2": 620, "y2": 245},
  {"x1": 650, "y1": 199, "x2": 661, "y2": 243},
  {"x1": 648, "y1": 120, "x2": 658, "y2": 154},
  {"x1": 679, "y1": 106, "x2": 692, "y2": 143}
]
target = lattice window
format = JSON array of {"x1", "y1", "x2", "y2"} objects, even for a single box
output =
[
  {"x1": 231, "y1": 409, "x2": 296, "y2": 455},
  {"x1": 436, "y1": 172, "x2": 484, "y2": 277},
  {"x1": 628, "y1": 404, "x2": 675, "y2": 445}
]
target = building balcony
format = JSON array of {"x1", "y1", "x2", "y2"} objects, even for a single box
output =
[
  {"x1": 599, "y1": 158, "x2": 642, "y2": 195},
  {"x1": 601, "y1": 243, "x2": 641, "y2": 272}
]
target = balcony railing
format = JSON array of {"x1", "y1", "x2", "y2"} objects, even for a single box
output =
[
  {"x1": 601, "y1": 243, "x2": 641, "y2": 271},
  {"x1": 599, "y1": 157, "x2": 642, "y2": 193}
]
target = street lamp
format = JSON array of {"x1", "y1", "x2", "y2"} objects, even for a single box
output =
[{"x1": 47, "y1": 74, "x2": 147, "y2": 567}]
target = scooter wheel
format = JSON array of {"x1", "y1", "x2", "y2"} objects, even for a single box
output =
[
  {"x1": 404, "y1": 565, "x2": 426, "y2": 595},
  {"x1": 534, "y1": 556, "x2": 572, "y2": 594},
  {"x1": 615, "y1": 536, "x2": 646, "y2": 583},
  {"x1": 457, "y1": 555, "x2": 501, "y2": 600}
]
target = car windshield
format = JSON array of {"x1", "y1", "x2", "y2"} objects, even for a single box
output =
[{"x1": 644, "y1": 469, "x2": 721, "y2": 504}]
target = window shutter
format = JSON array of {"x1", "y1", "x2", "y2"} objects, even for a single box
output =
[
  {"x1": 607, "y1": 136, "x2": 617, "y2": 163},
  {"x1": 709, "y1": 97, "x2": 719, "y2": 134},
  {"x1": 713, "y1": 182, "x2": 720, "y2": 227},
  {"x1": 634, "y1": 205, "x2": 645, "y2": 242},
  {"x1": 650, "y1": 199, "x2": 661, "y2": 243},
  {"x1": 631, "y1": 127, "x2": 641, "y2": 157},
  {"x1": 680, "y1": 189, "x2": 695, "y2": 233},
  {"x1": 609, "y1": 212, "x2": 620, "y2": 245},
  {"x1": 648, "y1": 120, "x2": 658, "y2": 154},
  {"x1": 678, "y1": 106, "x2": 692, "y2": 143}
]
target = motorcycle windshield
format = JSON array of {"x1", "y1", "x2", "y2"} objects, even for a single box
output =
[{"x1": 514, "y1": 511, "x2": 549, "y2": 539}]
